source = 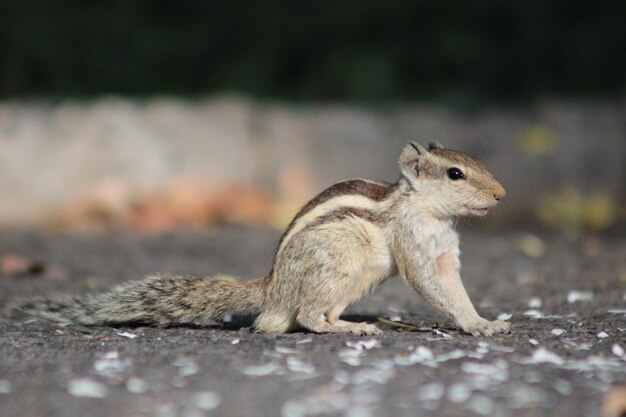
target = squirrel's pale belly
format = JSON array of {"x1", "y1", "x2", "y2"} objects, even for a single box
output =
[{"x1": 341, "y1": 217, "x2": 397, "y2": 302}]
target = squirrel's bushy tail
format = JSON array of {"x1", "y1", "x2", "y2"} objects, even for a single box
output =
[{"x1": 4, "y1": 274, "x2": 268, "y2": 326}]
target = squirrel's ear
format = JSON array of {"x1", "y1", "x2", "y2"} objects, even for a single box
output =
[
  {"x1": 399, "y1": 142, "x2": 427, "y2": 177},
  {"x1": 428, "y1": 141, "x2": 444, "y2": 150},
  {"x1": 407, "y1": 141, "x2": 428, "y2": 155}
]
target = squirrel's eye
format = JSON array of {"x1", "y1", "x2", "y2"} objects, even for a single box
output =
[{"x1": 447, "y1": 167, "x2": 465, "y2": 180}]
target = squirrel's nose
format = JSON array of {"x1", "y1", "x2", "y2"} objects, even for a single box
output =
[{"x1": 493, "y1": 183, "x2": 506, "y2": 201}]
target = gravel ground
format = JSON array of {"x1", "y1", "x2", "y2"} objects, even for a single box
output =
[{"x1": 0, "y1": 227, "x2": 625, "y2": 417}]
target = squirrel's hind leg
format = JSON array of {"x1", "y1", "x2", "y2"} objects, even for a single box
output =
[{"x1": 254, "y1": 309, "x2": 297, "y2": 334}]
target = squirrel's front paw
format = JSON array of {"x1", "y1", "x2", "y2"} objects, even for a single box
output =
[{"x1": 461, "y1": 318, "x2": 510, "y2": 337}]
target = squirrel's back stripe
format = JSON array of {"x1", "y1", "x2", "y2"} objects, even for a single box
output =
[
  {"x1": 301, "y1": 207, "x2": 385, "y2": 233},
  {"x1": 275, "y1": 179, "x2": 397, "y2": 257}
]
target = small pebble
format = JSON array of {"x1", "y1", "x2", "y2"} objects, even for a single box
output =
[
  {"x1": 567, "y1": 290, "x2": 593, "y2": 303},
  {"x1": 346, "y1": 339, "x2": 380, "y2": 351},
  {"x1": 68, "y1": 378, "x2": 108, "y2": 398},
  {"x1": 243, "y1": 362, "x2": 283, "y2": 376},
  {"x1": 611, "y1": 344, "x2": 625, "y2": 357},
  {"x1": 126, "y1": 377, "x2": 148, "y2": 394},
  {"x1": 192, "y1": 391, "x2": 222, "y2": 410},
  {"x1": 447, "y1": 383, "x2": 471, "y2": 403},
  {"x1": 528, "y1": 297, "x2": 543, "y2": 308},
  {"x1": 0, "y1": 380, "x2": 12, "y2": 394},
  {"x1": 523, "y1": 310, "x2": 545, "y2": 319},
  {"x1": 554, "y1": 378, "x2": 574, "y2": 396}
]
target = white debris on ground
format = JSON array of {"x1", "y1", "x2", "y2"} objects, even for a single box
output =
[
  {"x1": 336, "y1": 339, "x2": 381, "y2": 366},
  {"x1": 528, "y1": 297, "x2": 543, "y2": 308},
  {"x1": 274, "y1": 332, "x2": 626, "y2": 417},
  {"x1": 523, "y1": 310, "x2": 545, "y2": 319},
  {"x1": 229, "y1": 311, "x2": 626, "y2": 416},
  {"x1": 281, "y1": 368, "x2": 393, "y2": 416},
  {"x1": 447, "y1": 382, "x2": 472, "y2": 403},
  {"x1": 68, "y1": 378, "x2": 108, "y2": 398},
  {"x1": 612, "y1": 344, "x2": 625, "y2": 358},
  {"x1": 126, "y1": 376, "x2": 148, "y2": 394},
  {"x1": 345, "y1": 339, "x2": 380, "y2": 351},
  {"x1": 567, "y1": 290, "x2": 594, "y2": 303},
  {"x1": 519, "y1": 348, "x2": 565, "y2": 366},
  {"x1": 561, "y1": 339, "x2": 593, "y2": 350},
  {"x1": 230, "y1": 338, "x2": 240, "y2": 344},
  {"x1": 286, "y1": 357, "x2": 316, "y2": 375},
  {"x1": 116, "y1": 331, "x2": 138, "y2": 339},
  {"x1": 94, "y1": 351, "x2": 132, "y2": 378},
  {"x1": 0, "y1": 379, "x2": 12, "y2": 394},
  {"x1": 462, "y1": 360, "x2": 509, "y2": 387},
  {"x1": 191, "y1": 391, "x2": 222, "y2": 411},
  {"x1": 173, "y1": 357, "x2": 199, "y2": 378},
  {"x1": 244, "y1": 341, "x2": 320, "y2": 378},
  {"x1": 339, "y1": 348, "x2": 363, "y2": 367},
  {"x1": 497, "y1": 313, "x2": 512, "y2": 321},
  {"x1": 243, "y1": 362, "x2": 285, "y2": 377},
  {"x1": 554, "y1": 378, "x2": 574, "y2": 395},
  {"x1": 394, "y1": 346, "x2": 435, "y2": 366},
  {"x1": 597, "y1": 331, "x2": 609, "y2": 338}
]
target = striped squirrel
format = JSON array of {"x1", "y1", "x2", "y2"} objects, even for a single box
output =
[{"x1": 6, "y1": 141, "x2": 510, "y2": 336}]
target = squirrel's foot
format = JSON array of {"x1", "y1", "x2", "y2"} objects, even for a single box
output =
[
  {"x1": 298, "y1": 313, "x2": 383, "y2": 335},
  {"x1": 459, "y1": 318, "x2": 510, "y2": 337},
  {"x1": 335, "y1": 320, "x2": 383, "y2": 336}
]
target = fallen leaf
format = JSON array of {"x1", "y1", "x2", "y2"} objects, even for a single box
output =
[{"x1": 516, "y1": 234, "x2": 547, "y2": 258}]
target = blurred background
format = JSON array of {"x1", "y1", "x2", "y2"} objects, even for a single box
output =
[{"x1": 0, "y1": 0, "x2": 624, "y2": 236}]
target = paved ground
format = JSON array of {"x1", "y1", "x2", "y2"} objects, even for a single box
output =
[{"x1": 0, "y1": 227, "x2": 624, "y2": 417}]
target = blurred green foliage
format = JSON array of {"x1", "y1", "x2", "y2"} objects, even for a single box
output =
[{"x1": 0, "y1": 0, "x2": 624, "y2": 102}]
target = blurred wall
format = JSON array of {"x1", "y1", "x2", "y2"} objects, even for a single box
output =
[{"x1": 0, "y1": 97, "x2": 623, "y2": 231}]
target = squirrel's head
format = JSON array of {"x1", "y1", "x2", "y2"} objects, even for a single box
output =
[{"x1": 398, "y1": 141, "x2": 506, "y2": 218}]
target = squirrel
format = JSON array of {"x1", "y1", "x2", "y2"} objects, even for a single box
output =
[{"x1": 5, "y1": 141, "x2": 511, "y2": 337}]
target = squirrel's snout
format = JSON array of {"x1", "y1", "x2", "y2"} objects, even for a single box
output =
[{"x1": 493, "y1": 183, "x2": 506, "y2": 201}]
